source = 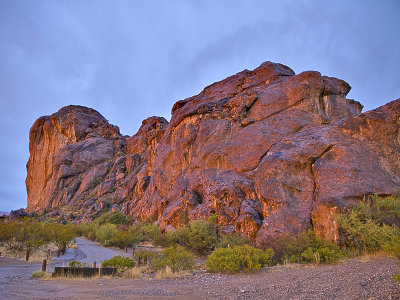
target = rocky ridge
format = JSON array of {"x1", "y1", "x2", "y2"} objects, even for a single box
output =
[{"x1": 26, "y1": 61, "x2": 400, "y2": 246}]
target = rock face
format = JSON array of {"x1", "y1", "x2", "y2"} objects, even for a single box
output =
[{"x1": 26, "y1": 61, "x2": 400, "y2": 246}]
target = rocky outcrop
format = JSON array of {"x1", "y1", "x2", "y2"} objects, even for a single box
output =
[{"x1": 26, "y1": 61, "x2": 400, "y2": 246}]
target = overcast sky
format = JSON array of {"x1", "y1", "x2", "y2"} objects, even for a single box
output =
[{"x1": 0, "y1": 0, "x2": 399, "y2": 212}]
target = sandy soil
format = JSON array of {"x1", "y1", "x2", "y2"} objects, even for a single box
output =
[{"x1": 1, "y1": 255, "x2": 399, "y2": 299}]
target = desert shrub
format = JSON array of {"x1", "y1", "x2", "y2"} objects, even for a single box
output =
[
  {"x1": 166, "y1": 226, "x2": 191, "y2": 247},
  {"x1": 339, "y1": 195, "x2": 400, "y2": 255},
  {"x1": 101, "y1": 255, "x2": 136, "y2": 270},
  {"x1": 110, "y1": 229, "x2": 134, "y2": 248},
  {"x1": 131, "y1": 222, "x2": 162, "y2": 243},
  {"x1": 96, "y1": 223, "x2": 117, "y2": 246},
  {"x1": 0, "y1": 220, "x2": 18, "y2": 249},
  {"x1": 31, "y1": 270, "x2": 46, "y2": 278},
  {"x1": 394, "y1": 271, "x2": 400, "y2": 284},
  {"x1": 72, "y1": 223, "x2": 89, "y2": 237},
  {"x1": 216, "y1": 233, "x2": 252, "y2": 248},
  {"x1": 87, "y1": 229, "x2": 97, "y2": 241},
  {"x1": 152, "y1": 245, "x2": 194, "y2": 272},
  {"x1": 382, "y1": 235, "x2": 400, "y2": 260},
  {"x1": 91, "y1": 211, "x2": 116, "y2": 227},
  {"x1": 369, "y1": 195, "x2": 400, "y2": 223},
  {"x1": 106, "y1": 212, "x2": 128, "y2": 225},
  {"x1": 186, "y1": 220, "x2": 217, "y2": 255},
  {"x1": 277, "y1": 230, "x2": 342, "y2": 264},
  {"x1": 134, "y1": 249, "x2": 157, "y2": 265},
  {"x1": 205, "y1": 245, "x2": 274, "y2": 273},
  {"x1": 73, "y1": 222, "x2": 94, "y2": 240},
  {"x1": 165, "y1": 219, "x2": 217, "y2": 255},
  {"x1": 68, "y1": 261, "x2": 87, "y2": 267}
]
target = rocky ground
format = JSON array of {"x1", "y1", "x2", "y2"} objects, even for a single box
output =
[{"x1": 1, "y1": 255, "x2": 399, "y2": 299}]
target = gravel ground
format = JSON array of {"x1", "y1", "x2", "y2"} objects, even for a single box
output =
[{"x1": 1, "y1": 255, "x2": 399, "y2": 299}]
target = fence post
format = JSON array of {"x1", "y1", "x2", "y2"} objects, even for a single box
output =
[
  {"x1": 42, "y1": 259, "x2": 47, "y2": 272},
  {"x1": 93, "y1": 261, "x2": 96, "y2": 268}
]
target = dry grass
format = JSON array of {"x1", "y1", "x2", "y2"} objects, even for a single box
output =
[
  {"x1": 122, "y1": 266, "x2": 151, "y2": 279},
  {"x1": 154, "y1": 266, "x2": 192, "y2": 279},
  {"x1": 355, "y1": 251, "x2": 391, "y2": 262}
]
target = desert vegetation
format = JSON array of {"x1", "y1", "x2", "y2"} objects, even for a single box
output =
[
  {"x1": 0, "y1": 217, "x2": 76, "y2": 260},
  {"x1": 338, "y1": 194, "x2": 400, "y2": 282},
  {"x1": 2, "y1": 194, "x2": 400, "y2": 282},
  {"x1": 206, "y1": 245, "x2": 274, "y2": 273}
]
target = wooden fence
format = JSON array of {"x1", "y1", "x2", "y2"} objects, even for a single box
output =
[{"x1": 52, "y1": 267, "x2": 117, "y2": 277}]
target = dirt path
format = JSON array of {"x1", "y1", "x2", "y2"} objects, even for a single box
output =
[
  {"x1": 49, "y1": 238, "x2": 130, "y2": 267},
  {"x1": 1, "y1": 255, "x2": 399, "y2": 299},
  {"x1": 73, "y1": 238, "x2": 124, "y2": 264}
]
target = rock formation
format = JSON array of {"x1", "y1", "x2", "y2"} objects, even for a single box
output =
[{"x1": 26, "y1": 61, "x2": 400, "y2": 246}]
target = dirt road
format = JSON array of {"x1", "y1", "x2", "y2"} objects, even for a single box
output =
[{"x1": 71, "y1": 238, "x2": 125, "y2": 264}]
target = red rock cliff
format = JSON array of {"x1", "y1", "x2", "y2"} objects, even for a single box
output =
[{"x1": 26, "y1": 62, "x2": 400, "y2": 246}]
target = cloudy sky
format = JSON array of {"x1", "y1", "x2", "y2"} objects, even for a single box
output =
[{"x1": 0, "y1": 0, "x2": 399, "y2": 212}]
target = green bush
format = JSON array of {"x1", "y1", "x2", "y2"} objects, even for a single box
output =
[
  {"x1": 206, "y1": 245, "x2": 274, "y2": 273},
  {"x1": 152, "y1": 245, "x2": 194, "y2": 272},
  {"x1": 186, "y1": 220, "x2": 217, "y2": 255},
  {"x1": 31, "y1": 270, "x2": 46, "y2": 278},
  {"x1": 277, "y1": 230, "x2": 343, "y2": 264},
  {"x1": 96, "y1": 223, "x2": 117, "y2": 246},
  {"x1": 68, "y1": 261, "x2": 87, "y2": 267},
  {"x1": 339, "y1": 195, "x2": 400, "y2": 255},
  {"x1": 110, "y1": 230, "x2": 134, "y2": 248},
  {"x1": 382, "y1": 235, "x2": 400, "y2": 260},
  {"x1": 106, "y1": 212, "x2": 128, "y2": 225},
  {"x1": 133, "y1": 249, "x2": 157, "y2": 265},
  {"x1": 216, "y1": 233, "x2": 252, "y2": 248},
  {"x1": 101, "y1": 255, "x2": 136, "y2": 270},
  {"x1": 166, "y1": 219, "x2": 217, "y2": 255},
  {"x1": 131, "y1": 222, "x2": 162, "y2": 243},
  {"x1": 394, "y1": 271, "x2": 400, "y2": 284}
]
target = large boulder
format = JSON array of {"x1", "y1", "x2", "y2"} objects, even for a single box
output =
[{"x1": 26, "y1": 62, "x2": 400, "y2": 246}]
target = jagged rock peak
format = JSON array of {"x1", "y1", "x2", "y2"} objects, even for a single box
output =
[{"x1": 26, "y1": 61, "x2": 400, "y2": 247}]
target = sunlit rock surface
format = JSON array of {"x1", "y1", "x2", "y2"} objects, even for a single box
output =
[{"x1": 26, "y1": 61, "x2": 400, "y2": 246}]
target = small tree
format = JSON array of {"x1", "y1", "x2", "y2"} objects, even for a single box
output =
[
  {"x1": 14, "y1": 218, "x2": 47, "y2": 261},
  {"x1": 0, "y1": 220, "x2": 18, "y2": 249},
  {"x1": 96, "y1": 223, "x2": 117, "y2": 246},
  {"x1": 50, "y1": 224, "x2": 76, "y2": 254}
]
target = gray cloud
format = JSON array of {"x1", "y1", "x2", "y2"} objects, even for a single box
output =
[{"x1": 0, "y1": 0, "x2": 399, "y2": 211}]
